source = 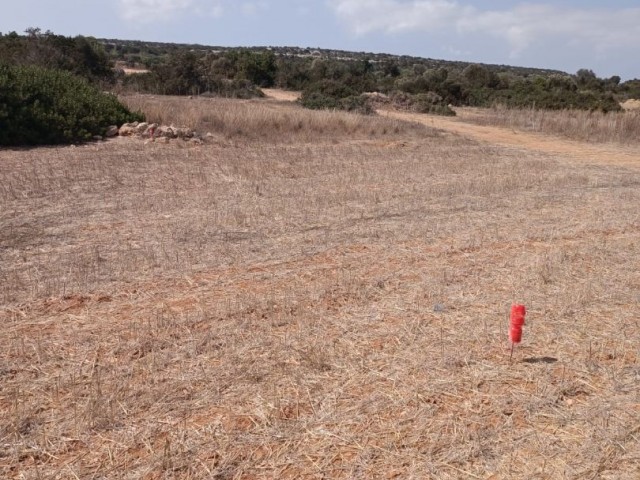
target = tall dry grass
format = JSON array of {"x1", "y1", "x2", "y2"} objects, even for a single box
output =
[
  {"x1": 121, "y1": 94, "x2": 429, "y2": 142},
  {"x1": 1, "y1": 95, "x2": 640, "y2": 479},
  {"x1": 467, "y1": 104, "x2": 640, "y2": 144}
]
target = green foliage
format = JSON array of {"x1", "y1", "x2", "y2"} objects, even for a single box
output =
[
  {"x1": 0, "y1": 64, "x2": 143, "y2": 146},
  {"x1": 200, "y1": 79, "x2": 265, "y2": 99},
  {"x1": 299, "y1": 80, "x2": 374, "y2": 114},
  {"x1": 121, "y1": 50, "x2": 269, "y2": 98},
  {"x1": 620, "y1": 79, "x2": 640, "y2": 99},
  {"x1": 6, "y1": 31, "x2": 629, "y2": 114},
  {"x1": 233, "y1": 49, "x2": 277, "y2": 87},
  {"x1": 490, "y1": 75, "x2": 622, "y2": 112},
  {"x1": 462, "y1": 64, "x2": 500, "y2": 88},
  {"x1": 0, "y1": 29, "x2": 114, "y2": 84},
  {"x1": 275, "y1": 56, "x2": 312, "y2": 90},
  {"x1": 154, "y1": 51, "x2": 203, "y2": 95},
  {"x1": 389, "y1": 91, "x2": 455, "y2": 116}
]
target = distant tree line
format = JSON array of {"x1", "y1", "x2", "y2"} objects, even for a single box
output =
[
  {"x1": 2, "y1": 29, "x2": 640, "y2": 127},
  {"x1": 106, "y1": 40, "x2": 638, "y2": 114}
]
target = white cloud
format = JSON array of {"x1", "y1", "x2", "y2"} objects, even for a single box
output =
[
  {"x1": 241, "y1": 1, "x2": 268, "y2": 16},
  {"x1": 330, "y1": 0, "x2": 465, "y2": 35},
  {"x1": 118, "y1": 0, "x2": 272, "y2": 23},
  {"x1": 119, "y1": 0, "x2": 192, "y2": 22},
  {"x1": 329, "y1": 1, "x2": 640, "y2": 58},
  {"x1": 118, "y1": 0, "x2": 225, "y2": 23}
]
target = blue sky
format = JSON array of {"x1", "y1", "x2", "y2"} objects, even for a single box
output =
[{"x1": 2, "y1": 1, "x2": 639, "y2": 79}]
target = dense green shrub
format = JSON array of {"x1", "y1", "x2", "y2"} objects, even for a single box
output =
[
  {"x1": 490, "y1": 76, "x2": 622, "y2": 112},
  {"x1": 120, "y1": 50, "x2": 266, "y2": 98},
  {"x1": 299, "y1": 80, "x2": 374, "y2": 114},
  {"x1": 389, "y1": 91, "x2": 455, "y2": 116},
  {"x1": 200, "y1": 79, "x2": 265, "y2": 99},
  {"x1": 0, "y1": 64, "x2": 143, "y2": 146},
  {"x1": 0, "y1": 29, "x2": 114, "y2": 84}
]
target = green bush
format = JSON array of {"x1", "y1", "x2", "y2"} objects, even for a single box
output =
[
  {"x1": 0, "y1": 30, "x2": 115, "y2": 85},
  {"x1": 490, "y1": 77, "x2": 622, "y2": 112},
  {"x1": 0, "y1": 64, "x2": 143, "y2": 146},
  {"x1": 200, "y1": 78, "x2": 265, "y2": 99},
  {"x1": 299, "y1": 79, "x2": 374, "y2": 114},
  {"x1": 389, "y1": 91, "x2": 455, "y2": 116}
]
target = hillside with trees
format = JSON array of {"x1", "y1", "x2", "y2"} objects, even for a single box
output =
[
  {"x1": 1, "y1": 29, "x2": 639, "y2": 144},
  {"x1": 99, "y1": 38, "x2": 637, "y2": 114}
]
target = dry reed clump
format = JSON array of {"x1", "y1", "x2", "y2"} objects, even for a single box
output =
[
  {"x1": 120, "y1": 94, "x2": 429, "y2": 143},
  {"x1": 467, "y1": 105, "x2": 640, "y2": 145},
  {"x1": 1, "y1": 96, "x2": 640, "y2": 479}
]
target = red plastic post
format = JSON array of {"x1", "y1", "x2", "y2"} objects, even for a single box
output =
[{"x1": 509, "y1": 304, "x2": 526, "y2": 361}]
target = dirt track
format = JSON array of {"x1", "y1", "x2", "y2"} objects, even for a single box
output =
[
  {"x1": 264, "y1": 89, "x2": 640, "y2": 169},
  {"x1": 381, "y1": 109, "x2": 640, "y2": 169}
]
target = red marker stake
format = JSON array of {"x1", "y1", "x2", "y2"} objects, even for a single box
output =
[{"x1": 509, "y1": 304, "x2": 526, "y2": 361}]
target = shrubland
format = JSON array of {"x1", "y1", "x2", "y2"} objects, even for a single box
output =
[
  {"x1": 97, "y1": 38, "x2": 637, "y2": 114},
  {"x1": 2, "y1": 28, "x2": 639, "y2": 141},
  {"x1": 0, "y1": 64, "x2": 142, "y2": 146}
]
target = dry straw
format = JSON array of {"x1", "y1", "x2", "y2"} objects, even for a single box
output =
[
  {"x1": 468, "y1": 104, "x2": 640, "y2": 145},
  {"x1": 1, "y1": 94, "x2": 639, "y2": 479}
]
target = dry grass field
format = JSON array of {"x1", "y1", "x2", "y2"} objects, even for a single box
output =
[
  {"x1": 1, "y1": 93, "x2": 639, "y2": 479},
  {"x1": 462, "y1": 105, "x2": 640, "y2": 145}
]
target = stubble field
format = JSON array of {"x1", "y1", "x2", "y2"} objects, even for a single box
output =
[{"x1": 1, "y1": 94, "x2": 639, "y2": 479}]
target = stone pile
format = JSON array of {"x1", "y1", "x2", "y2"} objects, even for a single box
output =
[{"x1": 101, "y1": 122, "x2": 207, "y2": 144}]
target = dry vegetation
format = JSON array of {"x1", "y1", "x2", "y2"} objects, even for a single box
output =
[
  {"x1": 465, "y1": 105, "x2": 640, "y2": 145},
  {"x1": 120, "y1": 94, "x2": 424, "y2": 143},
  {"x1": 1, "y1": 94, "x2": 639, "y2": 479}
]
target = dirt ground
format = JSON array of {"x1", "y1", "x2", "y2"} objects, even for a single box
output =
[
  {"x1": 622, "y1": 99, "x2": 640, "y2": 111},
  {"x1": 1, "y1": 93, "x2": 639, "y2": 479}
]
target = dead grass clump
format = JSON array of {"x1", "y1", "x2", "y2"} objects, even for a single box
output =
[
  {"x1": 468, "y1": 105, "x2": 640, "y2": 144},
  {"x1": 120, "y1": 94, "x2": 429, "y2": 143}
]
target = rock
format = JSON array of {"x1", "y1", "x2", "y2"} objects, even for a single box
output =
[
  {"x1": 206, "y1": 132, "x2": 215, "y2": 138},
  {"x1": 92, "y1": 135, "x2": 103, "y2": 141},
  {"x1": 119, "y1": 124, "x2": 137, "y2": 136},
  {"x1": 105, "y1": 125, "x2": 119, "y2": 137},
  {"x1": 135, "y1": 122, "x2": 149, "y2": 134},
  {"x1": 143, "y1": 123, "x2": 158, "y2": 138},
  {"x1": 156, "y1": 125, "x2": 176, "y2": 138},
  {"x1": 175, "y1": 127, "x2": 194, "y2": 139}
]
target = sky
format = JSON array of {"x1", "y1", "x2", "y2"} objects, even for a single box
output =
[{"x1": 2, "y1": 0, "x2": 639, "y2": 80}]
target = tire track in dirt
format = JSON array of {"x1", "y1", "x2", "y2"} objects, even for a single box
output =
[{"x1": 262, "y1": 89, "x2": 640, "y2": 169}]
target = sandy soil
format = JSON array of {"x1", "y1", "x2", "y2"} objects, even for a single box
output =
[
  {"x1": 621, "y1": 99, "x2": 640, "y2": 111},
  {"x1": 262, "y1": 88, "x2": 301, "y2": 102}
]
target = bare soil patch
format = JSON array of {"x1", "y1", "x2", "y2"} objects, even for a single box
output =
[
  {"x1": 115, "y1": 61, "x2": 151, "y2": 75},
  {"x1": 262, "y1": 88, "x2": 301, "y2": 102},
  {"x1": 1, "y1": 95, "x2": 639, "y2": 479},
  {"x1": 622, "y1": 99, "x2": 640, "y2": 111}
]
